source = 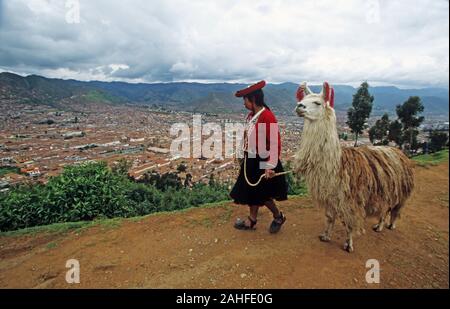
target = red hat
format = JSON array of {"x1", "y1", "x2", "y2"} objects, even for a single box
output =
[{"x1": 235, "y1": 80, "x2": 266, "y2": 97}]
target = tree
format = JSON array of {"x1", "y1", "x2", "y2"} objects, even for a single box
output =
[
  {"x1": 347, "y1": 82, "x2": 374, "y2": 146},
  {"x1": 184, "y1": 173, "x2": 193, "y2": 188},
  {"x1": 339, "y1": 133, "x2": 348, "y2": 141},
  {"x1": 403, "y1": 129, "x2": 420, "y2": 153},
  {"x1": 388, "y1": 120, "x2": 403, "y2": 148},
  {"x1": 177, "y1": 163, "x2": 187, "y2": 173},
  {"x1": 429, "y1": 131, "x2": 448, "y2": 153},
  {"x1": 159, "y1": 172, "x2": 182, "y2": 190},
  {"x1": 396, "y1": 96, "x2": 425, "y2": 155},
  {"x1": 369, "y1": 113, "x2": 390, "y2": 145},
  {"x1": 208, "y1": 173, "x2": 216, "y2": 186},
  {"x1": 139, "y1": 171, "x2": 182, "y2": 191}
]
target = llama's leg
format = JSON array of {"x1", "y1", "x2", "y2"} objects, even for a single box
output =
[
  {"x1": 343, "y1": 223, "x2": 354, "y2": 253},
  {"x1": 387, "y1": 203, "x2": 403, "y2": 230},
  {"x1": 372, "y1": 209, "x2": 390, "y2": 233},
  {"x1": 319, "y1": 209, "x2": 336, "y2": 242}
]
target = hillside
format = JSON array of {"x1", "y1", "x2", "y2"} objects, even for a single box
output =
[
  {"x1": 0, "y1": 161, "x2": 448, "y2": 288},
  {"x1": 0, "y1": 72, "x2": 123, "y2": 109},
  {"x1": 1, "y1": 72, "x2": 448, "y2": 117}
]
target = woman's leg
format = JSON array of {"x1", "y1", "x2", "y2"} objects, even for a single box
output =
[
  {"x1": 265, "y1": 199, "x2": 286, "y2": 233},
  {"x1": 249, "y1": 205, "x2": 260, "y2": 221},
  {"x1": 235, "y1": 205, "x2": 260, "y2": 229},
  {"x1": 264, "y1": 199, "x2": 280, "y2": 218}
]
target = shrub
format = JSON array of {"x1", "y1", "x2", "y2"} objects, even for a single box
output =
[
  {"x1": 0, "y1": 161, "x2": 233, "y2": 232},
  {"x1": 284, "y1": 161, "x2": 307, "y2": 195}
]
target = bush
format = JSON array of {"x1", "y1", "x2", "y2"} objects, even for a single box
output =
[
  {"x1": 0, "y1": 184, "x2": 48, "y2": 231},
  {"x1": 284, "y1": 161, "x2": 307, "y2": 195},
  {"x1": 0, "y1": 161, "x2": 232, "y2": 232},
  {"x1": 0, "y1": 162, "x2": 131, "y2": 231},
  {"x1": 138, "y1": 171, "x2": 182, "y2": 191},
  {"x1": 187, "y1": 183, "x2": 230, "y2": 206}
]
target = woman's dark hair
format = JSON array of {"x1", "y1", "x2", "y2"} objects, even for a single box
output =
[{"x1": 244, "y1": 89, "x2": 270, "y2": 110}]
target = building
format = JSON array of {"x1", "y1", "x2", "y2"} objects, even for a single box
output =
[{"x1": 63, "y1": 131, "x2": 85, "y2": 139}]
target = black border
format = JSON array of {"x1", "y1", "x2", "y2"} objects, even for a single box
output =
[{"x1": 1, "y1": 289, "x2": 448, "y2": 307}]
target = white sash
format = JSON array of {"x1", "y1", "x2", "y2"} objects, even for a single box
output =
[{"x1": 242, "y1": 107, "x2": 265, "y2": 154}]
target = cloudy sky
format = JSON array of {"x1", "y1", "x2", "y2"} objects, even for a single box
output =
[{"x1": 0, "y1": 0, "x2": 448, "y2": 88}]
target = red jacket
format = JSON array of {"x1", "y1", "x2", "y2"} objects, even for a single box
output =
[{"x1": 246, "y1": 108, "x2": 282, "y2": 167}]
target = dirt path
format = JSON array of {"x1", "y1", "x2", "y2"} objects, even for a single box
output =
[{"x1": 0, "y1": 163, "x2": 448, "y2": 289}]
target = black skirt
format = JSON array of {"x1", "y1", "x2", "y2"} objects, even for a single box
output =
[{"x1": 230, "y1": 153, "x2": 288, "y2": 206}]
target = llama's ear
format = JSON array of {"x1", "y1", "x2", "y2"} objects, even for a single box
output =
[
  {"x1": 329, "y1": 88, "x2": 335, "y2": 109},
  {"x1": 302, "y1": 82, "x2": 312, "y2": 95},
  {"x1": 297, "y1": 82, "x2": 312, "y2": 102},
  {"x1": 321, "y1": 82, "x2": 331, "y2": 104},
  {"x1": 296, "y1": 83, "x2": 305, "y2": 102}
]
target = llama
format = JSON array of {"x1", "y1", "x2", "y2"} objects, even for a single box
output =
[{"x1": 293, "y1": 82, "x2": 415, "y2": 252}]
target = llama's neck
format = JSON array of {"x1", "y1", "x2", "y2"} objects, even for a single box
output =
[{"x1": 295, "y1": 112, "x2": 342, "y2": 199}]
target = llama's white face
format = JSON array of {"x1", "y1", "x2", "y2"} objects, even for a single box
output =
[
  {"x1": 295, "y1": 93, "x2": 327, "y2": 121},
  {"x1": 295, "y1": 82, "x2": 335, "y2": 121}
]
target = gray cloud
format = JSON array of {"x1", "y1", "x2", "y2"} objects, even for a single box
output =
[{"x1": 0, "y1": 0, "x2": 448, "y2": 87}]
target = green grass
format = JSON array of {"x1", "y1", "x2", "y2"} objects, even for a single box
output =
[
  {"x1": 46, "y1": 242, "x2": 58, "y2": 249},
  {"x1": 0, "y1": 194, "x2": 312, "y2": 237},
  {"x1": 96, "y1": 217, "x2": 123, "y2": 230},
  {"x1": 412, "y1": 149, "x2": 449, "y2": 167},
  {"x1": 84, "y1": 90, "x2": 123, "y2": 104},
  {"x1": 0, "y1": 221, "x2": 92, "y2": 237},
  {"x1": 0, "y1": 200, "x2": 232, "y2": 237},
  {"x1": 0, "y1": 216, "x2": 129, "y2": 237}
]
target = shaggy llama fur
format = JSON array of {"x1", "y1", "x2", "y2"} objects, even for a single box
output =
[{"x1": 293, "y1": 82, "x2": 415, "y2": 252}]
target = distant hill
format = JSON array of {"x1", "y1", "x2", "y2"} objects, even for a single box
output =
[
  {"x1": 0, "y1": 72, "x2": 124, "y2": 109},
  {"x1": 0, "y1": 72, "x2": 448, "y2": 117}
]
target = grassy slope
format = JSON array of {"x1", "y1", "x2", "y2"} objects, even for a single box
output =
[
  {"x1": 412, "y1": 149, "x2": 449, "y2": 167},
  {"x1": 0, "y1": 191, "x2": 309, "y2": 237},
  {"x1": 2, "y1": 150, "x2": 447, "y2": 237}
]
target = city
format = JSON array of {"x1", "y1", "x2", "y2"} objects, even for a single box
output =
[{"x1": 1, "y1": 97, "x2": 448, "y2": 193}]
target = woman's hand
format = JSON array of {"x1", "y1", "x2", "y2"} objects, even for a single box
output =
[{"x1": 265, "y1": 169, "x2": 276, "y2": 179}]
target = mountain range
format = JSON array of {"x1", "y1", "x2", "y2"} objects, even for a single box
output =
[{"x1": 0, "y1": 72, "x2": 448, "y2": 117}]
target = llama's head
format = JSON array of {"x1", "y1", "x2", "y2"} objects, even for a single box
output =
[{"x1": 295, "y1": 82, "x2": 335, "y2": 121}]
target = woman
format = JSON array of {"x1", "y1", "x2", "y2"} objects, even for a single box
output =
[{"x1": 230, "y1": 80, "x2": 288, "y2": 233}]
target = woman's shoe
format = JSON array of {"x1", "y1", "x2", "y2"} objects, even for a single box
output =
[
  {"x1": 234, "y1": 216, "x2": 257, "y2": 230},
  {"x1": 269, "y1": 212, "x2": 286, "y2": 234}
]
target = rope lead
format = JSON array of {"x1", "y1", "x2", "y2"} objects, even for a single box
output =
[{"x1": 243, "y1": 156, "x2": 292, "y2": 187}]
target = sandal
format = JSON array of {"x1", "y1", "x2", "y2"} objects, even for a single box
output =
[
  {"x1": 269, "y1": 212, "x2": 286, "y2": 234},
  {"x1": 234, "y1": 216, "x2": 257, "y2": 230}
]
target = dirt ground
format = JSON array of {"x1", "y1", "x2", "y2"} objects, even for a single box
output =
[{"x1": 0, "y1": 162, "x2": 448, "y2": 289}]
